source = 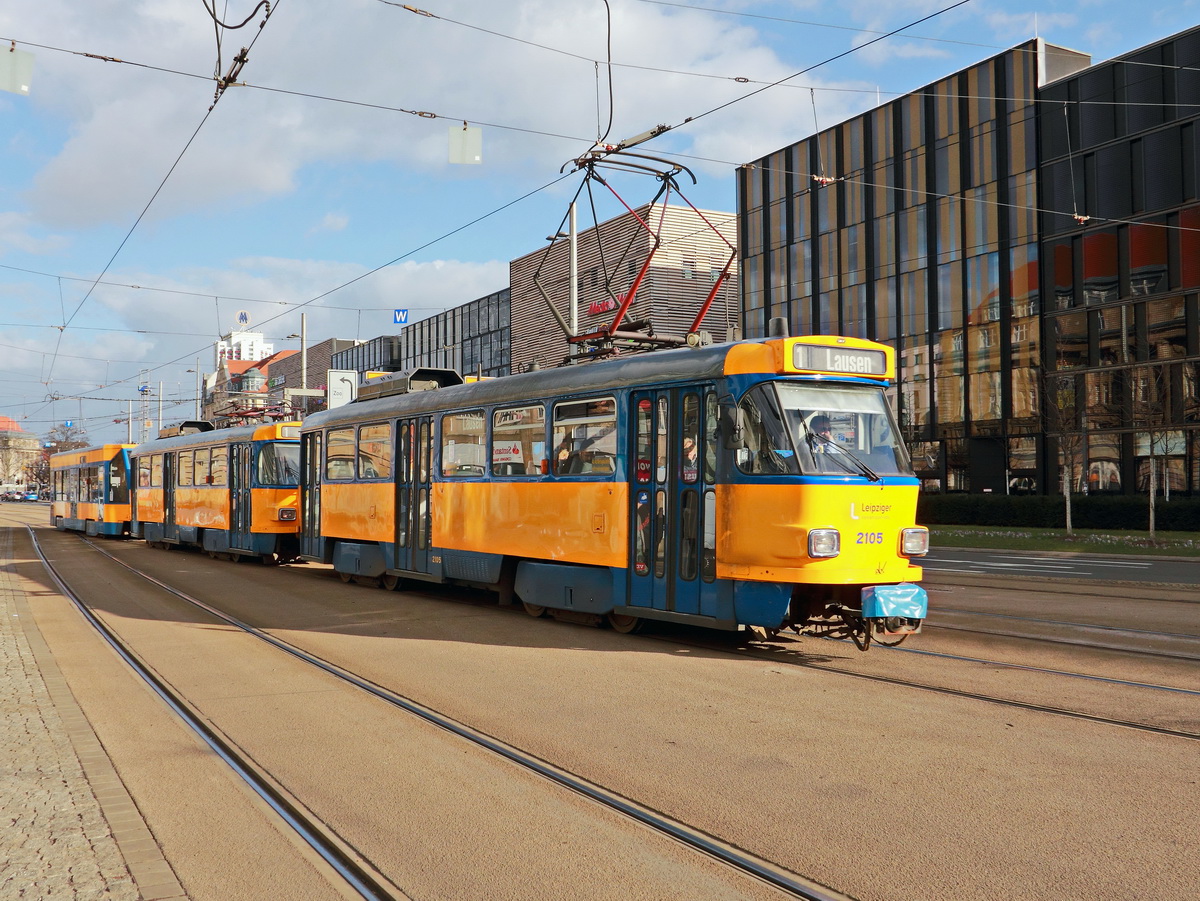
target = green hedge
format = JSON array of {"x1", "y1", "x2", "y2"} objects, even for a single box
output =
[{"x1": 916, "y1": 493, "x2": 1200, "y2": 532}]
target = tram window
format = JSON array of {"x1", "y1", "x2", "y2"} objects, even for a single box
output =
[
  {"x1": 151, "y1": 455, "x2": 163, "y2": 487},
  {"x1": 552, "y1": 397, "x2": 616, "y2": 475},
  {"x1": 178, "y1": 452, "x2": 194, "y2": 487},
  {"x1": 418, "y1": 421, "x2": 430, "y2": 482},
  {"x1": 417, "y1": 487, "x2": 429, "y2": 548},
  {"x1": 260, "y1": 442, "x2": 301, "y2": 485},
  {"x1": 634, "y1": 491, "x2": 651, "y2": 575},
  {"x1": 634, "y1": 399, "x2": 653, "y2": 482},
  {"x1": 653, "y1": 489, "x2": 667, "y2": 578},
  {"x1": 775, "y1": 383, "x2": 913, "y2": 476},
  {"x1": 210, "y1": 446, "x2": 228, "y2": 486},
  {"x1": 703, "y1": 392, "x2": 719, "y2": 483},
  {"x1": 195, "y1": 448, "x2": 211, "y2": 485},
  {"x1": 357, "y1": 423, "x2": 392, "y2": 480},
  {"x1": 441, "y1": 410, "x2": 486, "y2": 476},
  {"x1": 702, "y1": 490, "x2": 716, "y2": 582},
  {"x1": 85, "y1": 466, "x2": 102, "y2": 502},
  {"x1": 399, "y1": 423, "x2": 411, "y2": 481},
  {"x1": 680, "y1": 490, "x2": 698, "y2": 580},
  {"x1": 493, "y1": 405, "x2": 544, "y2": 476},
  {"x1": 682, "y1": 394, "x2": 700, "y2": 483},
  {"x1": 138, "y1": 457, "x2": 152, "y2": 488},
  {"x1": 655, "y1": 398, "x2": 668, "y2": 481},
  {"x1": 734, "y1": 385, "x2": 800, "y2": 475},
  {"x1": 326, "y1": 428, "x2": 355, "y2": 480}
]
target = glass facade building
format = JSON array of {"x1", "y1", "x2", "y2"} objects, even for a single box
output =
[
  {"x1": 740, "y1": 30, "x2": 1199, "y2": 495},
  {"x1": 1039, "y1": 27, "x2": 1200, "y2": 496},
  {"x1": 331, "y1": 288, "x2": 512, "y2": 379}
]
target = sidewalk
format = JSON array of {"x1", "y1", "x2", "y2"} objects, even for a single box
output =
[{"x1": 1, "y1": 527, "x2": 174, "y2": 900}]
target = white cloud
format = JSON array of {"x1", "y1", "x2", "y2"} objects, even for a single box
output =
[{"x1": 310, "y1": 213, "x2": 349, "y2": 235}]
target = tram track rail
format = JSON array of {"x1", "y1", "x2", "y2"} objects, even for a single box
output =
[
  {"x1": 29, "y1": 528, "x2": 407, "y2": 901},
  {"x1": 63, "y1": 532, "x2": 851, "y2": 901},
  {"x1": 636, "y1": 625, "x2": 1200, "y2": 741}
]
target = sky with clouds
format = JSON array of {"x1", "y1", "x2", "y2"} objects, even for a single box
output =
[{"x1": 1, "y1": 0, "x2": 1197, "y2": 445}]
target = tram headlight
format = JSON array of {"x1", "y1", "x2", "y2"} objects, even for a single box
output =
[
  {"x1": 807, "y1": 529, "x2": 840, "y2": 558},
  {"x1": 277, "y1": 507, "x2": 297, "y2": 522},
  {"x1": 900, "y1": 527, "x2": 929, "y2": 556}
]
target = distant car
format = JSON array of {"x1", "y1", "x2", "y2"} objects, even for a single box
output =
[{"x1": 23, "y1": 492, "x2": 39, "y2": 502}]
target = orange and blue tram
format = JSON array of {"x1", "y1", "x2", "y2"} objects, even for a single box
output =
[
  {"x1": 298, "y1": 334, "x2": 929, "y2": 648},
  {"x1": 50, "y1": 444, "x2": 137, "y2": 537},
  {"x1": 130, "y1": 421, "x2": 302, "y2": 562}
]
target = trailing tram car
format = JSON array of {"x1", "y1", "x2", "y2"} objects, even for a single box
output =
[
  {"x1": 50, "y1": 444, "x2": 137, "y2": 537},
  {"x1": 130, "y1": 421, "x2": 302, "y2": 562},
  {"x1": 298, "y1": 334, "x2": 929, "y2": 649}
]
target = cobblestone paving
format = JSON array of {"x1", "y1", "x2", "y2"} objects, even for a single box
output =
[{"x1": 0, "y1": 529, "x2": 138, "y2": 900}]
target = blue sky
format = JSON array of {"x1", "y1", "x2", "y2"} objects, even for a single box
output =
[{"x1": 1, "y1": 0, "x2": 1197, "y2": 445}]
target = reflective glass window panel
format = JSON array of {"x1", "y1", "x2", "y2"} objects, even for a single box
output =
[
  {"x1": 325, "y1": 428, "x2": 356, "y2": 480},
  {"x1": 209, "y1": 446, "x2": 227, "y2": 486},
  {"x1": 194, "y1": 448, "x2": 210, "y2": 485},
  {"x1": 357, "y1": 423, "x2": 392, "y2": 480},
  {"x1": 442, "y1": 411, "x2": 486, "y2": 477},
  {"x1": 1050, "y1": 312, "x2": 1089, "y2": 369},
  {"x1": 1097, "y1": 305, "x2": 1136, "y2": 366},
  {"x1": 552, "y1": 398, "x2": 618, "y2": 476},
  {"x1": 1128, "y1": 222, "x2": 1169, "y2": 297},
  {"x1": 970, "y1": 370, "x2": 1003, "y2": 422},
  {"x1": 492, "y1": 405, "x2": 545, "y2": 477},
  {"x1": 1082, "y1": 231, "x2": 1119, "y2": 304},
  {"x1": 178, "y1": 452, "x2": 193, "y2": 487}
]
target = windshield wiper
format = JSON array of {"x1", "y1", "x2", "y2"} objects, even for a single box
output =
[{"x1": 803, "y1": 423, "x2": 881, "y2": 482}]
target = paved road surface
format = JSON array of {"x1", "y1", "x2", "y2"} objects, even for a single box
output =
[{"x1": 923, "y1": 546, "x2": 1200, "y2": 586}]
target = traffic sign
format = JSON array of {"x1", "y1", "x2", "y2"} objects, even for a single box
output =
[{"x1": 394, "y1": 309, "x2": 409, "y2": 325}]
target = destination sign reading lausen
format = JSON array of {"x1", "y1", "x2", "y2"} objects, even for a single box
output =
[{"x1": 793, "y1": 344, "x2": 886, "y2": 375}]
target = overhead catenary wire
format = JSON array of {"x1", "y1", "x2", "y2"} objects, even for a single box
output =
[
  {"x1": 38, "y1": 1, "x2": 283, "y2": 389},
  {"x1": 4, "y1": 7, "x2": 1195, "y2": 436}
]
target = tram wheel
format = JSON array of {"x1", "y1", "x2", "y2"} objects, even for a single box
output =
[
  {"x1": 381, "y1": 574, "x2": 400, "y2": 591},
  {"x1": 871, "y1": 631, "x2": 910, "y2": 647},
  {"x1": 337, "y1": 571, "x2": 353, "y2": 584},
  {"x1": 607, "y1": 612, "x2": 643, "y2": 634},
  {"x1": 521, "y1": 601, "x2": 547, "y2": 618}
]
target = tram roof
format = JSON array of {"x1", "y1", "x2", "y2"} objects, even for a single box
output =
[
  {"x1": 303, "y1": 339, "x2": 763, "y2": 430},
  {"x1": 130, "y1": 421, "x2": 301, "y2": 456}
]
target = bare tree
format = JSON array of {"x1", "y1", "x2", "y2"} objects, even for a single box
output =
[
  {"x1": 1044, "y1": 371, "x2": 1085, "y2": 536},
  {"x1": 43, "y1": 421, "x2": 91, "y2": 453},
  {"x1": 1132, "y1": 362, "x2": 1181, "y2": 543}
]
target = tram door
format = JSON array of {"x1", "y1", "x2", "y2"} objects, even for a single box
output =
[
  {"x1": 299, "y1": 432, "x2": 322, "y2": 558},
  {"x1": 162, "y1": 453, "x2": 177, "y2": 540},
  {"x1": 229, "y1": 443, "x2": 253, "y2": 549},
  {"x1": 627, "y1": 388, "x2": 718, "y2": 618},
  {"x1": 393, "y1": 417, "x2": 433, "y2": 575}
]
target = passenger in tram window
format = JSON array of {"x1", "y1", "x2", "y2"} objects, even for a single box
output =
[
  {"x1": 555, "y1": 438, "x2": 573, "y2": 474},
  {"x1": 811, "y1": 415, "x2": 833, "y2": 452},
  {"x1": 682, "y1": 437, "x2": 699, "y2": 480}
]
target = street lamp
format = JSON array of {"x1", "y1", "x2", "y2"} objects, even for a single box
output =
[
  {"x1": 186, "y1": 359, "x2": 201, "y2": 418},
  {"x1": 285, "y1": 312, "x2": 308, "y2": 390}
]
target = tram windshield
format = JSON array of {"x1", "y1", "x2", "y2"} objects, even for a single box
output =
[
  {"x1": 258, "y1": 442, "x2": 301, "y2": 486},
  {"x1": 735, "y1": 382, "x2": 914, "y2": 477}
]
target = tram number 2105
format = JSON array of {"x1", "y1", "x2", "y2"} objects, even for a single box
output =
[{"x1": 856, "y1": 531, "x2": 885, "y2": 545}]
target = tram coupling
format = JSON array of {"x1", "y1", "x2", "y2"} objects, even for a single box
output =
[{"x1": 792, "y1": 583, "x2": 928, "y2": 651}]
